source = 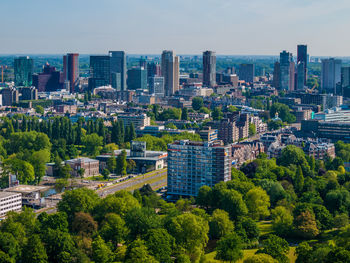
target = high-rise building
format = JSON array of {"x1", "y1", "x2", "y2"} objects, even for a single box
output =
[
  {"x1": 127, "y1": 67, "x2": 147, "y2": 90},
  {"x1": 161, "y1": 50, "x2": 179, "y2": 96},
  {"x1": 147, "y1": 62, "x2": 161, "y2": 78},
  {"x1": 273, "y1": 62, "x2": 280, "y2": 89},
  {"x1": 14, "y1": 56, "x2": 34, "y2": 86},
  {"x1": 238, "y1": 63, "x2": 255, "y2": 83},
  {"x1": 149, "y1": 76, "x2": 165, "y2": 97},
  {"x1": 32, "y1": 64, "x2": 64, "y2": 92},
  {"x1": 296, "y1": 62, "x2": 305, "y2": 90},
  {"x1": 167, "y1": 140, "x2": 231, "y2": 197},
  {"x1": 109, "y1": 51, "x2": 127, "y2": 91},
  {"x1": 321, "y1": 58, "x2": 342, "y2": 94},
  {"x1": 297, "y1": 45, "x2": 307, "y2": 85},
  {"x1": 63, "y1": 53, "x2": 79, "y2": 93},
  {"x1": 280, "y1": 51, "x2": 295, "y2": 91},
  {"x1": 203, "y1": 51, "x2": 216, "y2": 88},
  {"x1": 341, "y1": 66, "x2": 350, "y2": 98},
  {"x1": 19, "y1": 87, "x2": 38, "y2": 101},
  {"x1": 88, "y1": 55, "x2": 110, "y2": 90}
]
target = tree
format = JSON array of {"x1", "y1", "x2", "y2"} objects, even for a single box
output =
[
  {"x1": 228, "y1": 105, "x2": 238, "y2": 112},
  {"x1": 57, "y1": 188, "x2": 99, "y2": 223},
  {"x1": 244, "y1": 254, "x2": 278, "y2": 263},
  {"x1": 295, "y1": 241, "x2": 313, "y2": 263},
  {"x1": 215, "y1": 233, "x2": 243, "y2": 263},
  {"x1": 100, "y1": 213, "x2": 129, "y2": 244},
  {"x1": 146, "y1": 228, "x2": 175, "y2": 263},
  {"x1": 270, "y1": 103, "x2": 296, "y2": 123},
  {"x1": 294, "y1": 210, "x2": 319, "y2": 239},
  {"x1": 167, "y1": 213, "x2": 209, "y2": 261},
  {"x1": 209, "y1": 209, "x2": 234, "y2": 239},
  {"x1": 218, "y1": 189, "x2": 248, "y2": 220},
  {"x1": 245, "y1": 187, "x2": 270, "y2": 220},
  {"x1": 35, "y1": 105, "x2": 44, "y2": 115},
  {"x1": 271, "y1": 206, "x2": 293, "y2": 237},
  {"x1": 21, "y1": 234, "x2": 48, "y2": 263},
  {"x1": 107, "y1": 156, "x2": 116, "y2": 174},
  {"x1": 181, "y1": 107, "x2": 189, "y2": 120},
  {"x1": 82, "y1": 133, "x2": 103, "y2": 157},
  {"x1": 249, "y1": 123, "x2": 257, "y2": 136},
  {"x1": 257, "y1": 235, "x2": 289, "y2": 263},
  {"x1": 294, "y1": 165, "x2": 305, "y2": 193},
  {"x1": 3, "y1": 158, "x2": 35, "y2": 184},
  {"x1": 196, "y1": 185, "x2": 212, "y2": 211},
  {"x1": 0, "y1": 232, "x2": 21, "y2": 261},
  {"x1": 72, "y1": 212, "x2": 98, "y2": 237},
  {"x1": 192, "y1": 97, "x2": 204, "y2": 111},
  {"x1": 92, "y1": 235, "x2": 113, "y2": 263},
  {"x1": 77, "y1": 168, "x2": 85, "y2": 179},
  {"x1": 116, "y1": 150, "x2": 127, "y2": 175},
  {"x1": 212, "y1": 107, "x2": 223, "y2": 120},
  {"x1": 125, "y1": 239, "x2": 158, "y2": 263},
  {"x1": 30, "y1": 149, "x2": 51, "y2": 184},
  {"x1": 127, "y1": 159, "x2": 136, "y2": 173}
]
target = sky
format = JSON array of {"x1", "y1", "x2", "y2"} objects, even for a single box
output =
[{"x1": 1, "y1": 0, "x2": 350, "y2": 56}]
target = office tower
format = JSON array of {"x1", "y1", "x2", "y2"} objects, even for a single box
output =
[
  {"x1": 273, "y1": 62, "x2": 280, "y2": 89},
  {"x1": 109, "y1": 51, "x2": 127, "y2": 91},
  {"x1": 88, "y1": 55, "x2": 110, "y2": 90},
  {"x1": 167, "y1": 140, "x2": 231, "y2": 197},
  {"x1": 238, "y1": 63, "x2": 255, "y2": 83},
  {"x1": 203, "y1": 51, "x2": 216, "y2": 88},
  {"x1": 63, "y1": 53, "x2": 79, "y2": 93},
  {"x1": 147, "y1": 62, "x2": 161, "y2": 78},
  {"x1": 139, "y1": 58, "x2": 147, "y2": 70},
  {"x1": 279, "y1": 51, "x2": 295, "y2": 91},
  {"x1": 321, "y1": 58, "x2": 342, "y2": 94},
  {"x1": 161, "y1": 50, "x2": 179, "y2": 96},
  {"x1": 149, "y1": 76, "x2": 165, "y2": 97},
  {"x1": 14, "y1": 56, "x2": 34, "y2": 86},
  {"x1": 297, "y1": 45, "x2": 308, "y2": 85},
  {"x1": 127, "y1": 67, "x2": 147, "y2": 90},
  {"x1": 341, "y1": 67, "x2": 350, "y2": 97},
  {"x1": 1, "y1": 87, "x2": 19, "y2": 106},
  {"x1": 32, "y1": 64, "x2": 64, "y2": 92},
  {"x1": 296, "y1": 62, "x2": 305, "y2": 90}
]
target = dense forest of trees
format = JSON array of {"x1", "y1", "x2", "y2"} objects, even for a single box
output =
[{"x1": 0, "y1": 141, "x2": 349, "y2": 262}]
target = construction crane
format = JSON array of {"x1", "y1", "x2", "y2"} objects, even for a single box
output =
[
  {"x1": 0, "y1": 65, "x2": 7, "y2": 84},
  {"x1": 306, "y1": 83, "x2": 317, "y2": 94}
]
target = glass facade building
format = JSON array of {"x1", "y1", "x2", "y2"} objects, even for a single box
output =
[{"x1": 14, "y1": 56, "x2": 34, "y2": 86}]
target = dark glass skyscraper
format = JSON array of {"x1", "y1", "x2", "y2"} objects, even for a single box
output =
[
  {"x1": 297, "y1": 45, "x2": 307, "y2": 85},
  {"x1": 63, "y1": 53, "x2": 79, "y2": 93},
  {"x1": 203, "y1": 51, "x2": 216, "y2": 88},
  {"x1": 32, "y1": 64, "x2": 64, "y2": 92},
  {"x1": 88, "y1": 55, "x2": 110, "y2": 90},
  {"x1": 280, "y1": 51, "x2": 295, "y2": 91},
  {"x1": 109, "y1": 51, "x2": 127, "y2": 91},
  {"x1": 14, "y1": 56, "x2": 34, "y2": 86},
  {"x1": 238, "y1": 63, "x2": 255, "y2": 83},
  {"x1": 161, "y1": 50, "x2": 179, "y2": 96},
  {"x1": 127, "y1": 67, "x2": 147, "y2": 90}
]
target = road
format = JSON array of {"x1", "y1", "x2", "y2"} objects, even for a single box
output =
[{"x1": 96, "y1": 169, "x2": 167, "y2": 197}]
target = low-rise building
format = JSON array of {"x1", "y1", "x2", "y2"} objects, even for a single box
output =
[
  {"x1": 231, "y1": 141, "x2": 264, "y2": 166},
  {"x1": 117, "y1": 113, "x2": 151, "y2": 129},
  {"x1": 198, "y1": 127, "x2": 218, "y2": 142},
  {"x1": 0, "y1": 192, "x2": 22, "y2": 218},
  {"x1": 65, "y1": 157, "x2": 99, "y2": 177}
]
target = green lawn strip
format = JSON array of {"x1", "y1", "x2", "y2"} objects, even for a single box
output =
[
  {"x1": 257, "y1": 220, "x2": 274, "y2": 236},
  {"x1": 123, "y1": 174, "x2": 167, "y2": 192}
]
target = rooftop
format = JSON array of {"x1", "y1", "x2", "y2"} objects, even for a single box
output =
[
  {"x1": 3, "y1": 185, "x2": 48, "y2": 194},
  {"x1": 0, "y1": 192, "x2": 21, "y2": 199}
]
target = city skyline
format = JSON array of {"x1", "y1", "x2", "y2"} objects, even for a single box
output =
[{"x1": 2, "y1": 0, "x2": 350, "y2": 56}]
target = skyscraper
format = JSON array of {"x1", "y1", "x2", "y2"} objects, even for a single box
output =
[
  {"x1": 14, "y1": 56, "x2": 34, "y2": 86},
  {"x1": 127, "y1": 67, "x2": 147, "y2": 90},
  {"x1": 280, "y1": 51, "x2": 295, "y2": 91},
  {"x1": 297, "y1": 45, "x2": 308, "y2": 85},
  {"x1": 321, "y1": 58, "x2": 342, "y2": 94},
  {"x1": 32, "y1": 64, "x2": 64, "y2": 92},
  {"x1": 63, "y1": 53, "x2": 79, "y2": 93},
  {"x1": 296, "y1": 62, "x2": 305, "y2": 90},
  {"x1": 109, "y1": 51, "x2": 127, "y2": 91},
  {"x1": 149, "y1": 76, "x2": 165, "y2": 97},
  {"x1": 341, "y1": 67, "x2": 350, "y2": 97},
  {"x1": 203, "y1": 51, "x2": 216, "y2": 88},
  {"x1": 238, "y1": 63, "x2": 255, "y2": 83},
  {"x1": 161, "y1": 50, "x2": 179, "y2": 96},
  {"x1": 88, "y1": 55, "x2": 110, "y2": 90}
]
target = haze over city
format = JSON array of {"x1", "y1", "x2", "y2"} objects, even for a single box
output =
[{"x1": 2, "y1": 0, "x2": 350, "y2": 56}]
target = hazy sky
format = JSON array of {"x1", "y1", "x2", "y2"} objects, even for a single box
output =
[{"x1": 1, "y1": 0, "x2": 350, "y2": 56}]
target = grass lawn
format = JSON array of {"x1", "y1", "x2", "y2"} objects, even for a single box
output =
[
  {"x1": 84, "y1": 175, "x2": 109, "y2": 181},
  {"x1": 204, "y1": 247, "x2": 296, "y2": 263},
  {"x1": 123, "y1": 173, "x2": 167, "y2": 192}
]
